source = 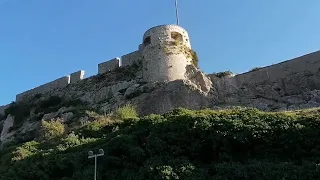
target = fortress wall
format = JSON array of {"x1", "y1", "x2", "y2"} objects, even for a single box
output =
[
  {"x1": 16, "y1": 75, "x2": 71, "y2": 102},
  {"x1": 70, "y1": 70, "x2": 85, "y2": 84},
  {"x1": 98, "y1": 58, "x2": 120, "y2": 74},
  {"x1": 234, "y1": 50, "x2": 320, "y2": 85},
  {"x1": 121, "y1": 51, "x2": 141, "y2": 67}
]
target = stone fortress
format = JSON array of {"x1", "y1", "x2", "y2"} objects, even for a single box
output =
[
  {"x1": 7, "y1": 25, "x2": 194, "y2": 104},
  {"x1": 1, "y1": 24, "x2": 320, "y2": 115}
]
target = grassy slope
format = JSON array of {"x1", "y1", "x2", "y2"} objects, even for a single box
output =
[{"x1": 0, "y1": 107, "x2": 320, "y2": 180}]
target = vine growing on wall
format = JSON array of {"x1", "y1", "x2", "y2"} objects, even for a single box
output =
[{"x1": 163, "y1": 40, "x2": 199, "y2": 68}]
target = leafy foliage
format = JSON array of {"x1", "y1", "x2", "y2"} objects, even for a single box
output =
[
  {"x1": 40, "y1": 119, "x2": 65, "y2": 141},
  {"x1": 113, "y1": 104, "x2": 138, "y2": 120},
  {"x1": 191, "y1": 50, "x2": 199, "y2": 68},
  {"x1": 1, "y1": 108, "x2": 320, "y2": 179},
  {"x1": 215, "y1": 70, "x2": 233, "y2": 78}
]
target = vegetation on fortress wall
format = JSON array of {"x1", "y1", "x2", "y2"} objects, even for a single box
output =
[
  {"x1": 1, "y1": 107, "x2": 320, "y2": 179},
  {"x1": 164, "y1": 40, "x2": 199, "y2": 68}
]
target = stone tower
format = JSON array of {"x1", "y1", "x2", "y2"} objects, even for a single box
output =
[{"x1": 141, "y1": 24, "x2": 194, "y2": 82}]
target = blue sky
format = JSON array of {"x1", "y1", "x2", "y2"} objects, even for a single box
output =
[{"x1": 0, "y1": 0, "x2": 320, "y2": 105}]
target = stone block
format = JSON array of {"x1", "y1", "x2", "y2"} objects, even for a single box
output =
[
  {"x1": 70, "y1": 70, "x2": 85, "y2": 84},
  {"x1": 121, "y1": 51, "x2": 141, "y2": 67},
  {"x1": 98, "y1": 58, "x2": 120, "y2": 74}
]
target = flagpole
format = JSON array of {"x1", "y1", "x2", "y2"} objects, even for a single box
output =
[{"x1": 175, "y1": 0, "x2": 179, "y2": 25}]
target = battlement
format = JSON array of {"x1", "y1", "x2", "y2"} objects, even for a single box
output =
[
  {"x1": 0, "y1": 24, "x2": 196, "y2": 105},
  {"x1": 11, "y1": 48, "x2": 142, "y2": 103},
  {"x1": 98, "y1": 50, "x2": 142, "y2": 74},
  {"x1": 16, "y1": 74, "x2": 74, "y2": 102},
  {"x1": 3, "y1": 24, "x2": 319, "y2": 112}
]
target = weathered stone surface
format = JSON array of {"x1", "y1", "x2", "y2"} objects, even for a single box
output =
[
  {"x1": 133, "y1": 80, "x2": 212, "y2": 116},
  {"x1": 16, "y1": 75, "x2": 71, "y2": 102},
  {"x1": 142, "y1": 25, "x2": 193, "y2": 82},
  {"x1": 98, "y1": 58, "x2": 120, "y2": 74},
  {"x1": 0, "y1": 115, "x2": 15, "y2": 143},
  {"x1": 61, "y1": 112, "x2": 74, "y2": 122},
  {"x1": 56, "y1": 107, "x2": 75, "y2": 116},
  {"x1": 124, "y1": 84, "x2": 141, "y2": 98},
  {"x1": 0, "y1": 104, "x2": 9, "y2": 116},
  {"x1": 185, "y1": 65, "x2": 212, "y2": 94},
  {"x1": 42, "y1": 112, "x2": 56, "y2": 121},
  {"x1": 213, "y1": 51, "x2": 320, "y2": 111},
  {"x1": 70, "y1": 70, "x2": 85, "y2": 84},
  {"x1": 121, "y1": 51, "x2": 141, "y2": 67}
]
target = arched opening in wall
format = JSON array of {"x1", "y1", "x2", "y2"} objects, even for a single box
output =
[
  {"x1": 143, "y1": 36, "x2": 151, "y2": 47},
  {"x1": 171, "y1": 32, "x2": 183, "y2": 42}
]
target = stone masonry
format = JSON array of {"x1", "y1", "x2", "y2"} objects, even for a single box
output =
[
  {"x1": 121, "y1": 51, "x2": 141, "y2": 67},
  {"x1": 16, "y1": 75, "x2": 71, "y2": 102},
  {"x1": 98, "y1": 58, "x2": 121, "y2": 74},
  {"x1": 0, "y1": 24, "x2": 195, "y2": 104},
  {"x1": 211, "y1": 50, "x2": 320, "y2": 111},
  {"x1": 141, "y1": 25, "x2": 193, "y2": 82},
  {"x1": 70, "y1": 70, "x2": 85, "y2": 84},
  {"x1": 0, "y1": 24, "x2": 320, "y2": 115}
]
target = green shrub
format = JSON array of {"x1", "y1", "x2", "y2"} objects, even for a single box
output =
[
  {"x1": 215, "y1": 70, "x2": 233, "y2": 78},
  {"x1": 191, "y1": 50, "x2": 199, "y2": 68},
  {"x1": 1, "y1": 108, "x2": 320, "y2": 179},
  {"x1": 79, "y1": 115, "x2": 119, "y2": 138},
  {"x1": 11, "y1": 141, "x2": 40, "y2": 161},
  {"x1": 113, "y1": 104, "x2": 138, "y2": 120},
  {"x1": 40, "y1": 119, "x2": 65, "y2": 141}
]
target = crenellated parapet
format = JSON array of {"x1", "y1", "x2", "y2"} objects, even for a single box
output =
[
  {"x1": 1, "y1": 23, "x2": 320, "y2": 114},
  {"x1": 98, "y1": 51, "x2": 142, "y2": 74},
  {"x1": 7, "y1": 24, "x2": 195, "y2": 103},
  {"x1": 15, "y1": 70, "x2": 85, "y2": 102}
]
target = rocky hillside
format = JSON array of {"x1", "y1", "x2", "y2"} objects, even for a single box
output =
[
  {"x1": 0, "y1": 107, "x2": 320, "y2": 179},
  {"x1": 0, "y1": 62, "x2": 213, "y2": 148},
  {"x1": 2, "y1": 56, "x2": 320, "y2": 149}
]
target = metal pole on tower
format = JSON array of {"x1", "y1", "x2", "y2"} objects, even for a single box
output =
[{"x1": 175, "y1": 0, "x2": 179, "y2": 25}]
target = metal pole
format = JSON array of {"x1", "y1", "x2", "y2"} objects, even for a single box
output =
[
  {"x1": 88, "y1": 149, "x2": 104, "y2": 180},
  {"x1": 175, "y1": 0, "x2": 179, "y2": 25},
  {"x1": 94, "y1": 156, "x2": 97, "y2": 180}
]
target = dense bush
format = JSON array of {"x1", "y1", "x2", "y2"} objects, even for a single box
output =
[
  {"x1": 215, "y1": 70, "x2": 233, "y2": 78},
  {"x1": 113, "y1": 104, "x2": 138, "y2": 120},
  {"x1": 40, "y1": 119, "x2": 65, "y2": 141},
  {"x1": 0, "y1": 108, "x2": 320, "y2": 179}
]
